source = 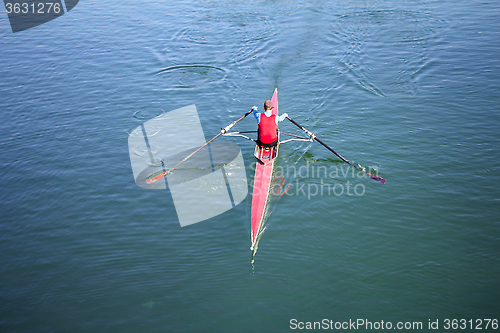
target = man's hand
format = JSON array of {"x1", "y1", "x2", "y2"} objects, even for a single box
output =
[
  {"x1": 283, "y1": 112, "x2": 289, "y2": 117},
  {"x1": 252, "y1": 106, "x2": 258, "y2": 112}
]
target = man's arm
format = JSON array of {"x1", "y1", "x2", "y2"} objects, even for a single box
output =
[
  {"x1": 276, "y1": 112, "x2": 289, "y2": 123},
  {"x1": 252, "y1": 106, "x2": 261, "y2": 123}
]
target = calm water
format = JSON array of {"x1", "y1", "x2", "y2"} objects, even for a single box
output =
[{"x1": 1, "y1": 0, "x2": 499, "y2": 332}]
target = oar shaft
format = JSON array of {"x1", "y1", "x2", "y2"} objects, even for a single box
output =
[
  {"x1": 146, "y1": 110, "x2": 252, "y2": 185},
  {"x1": 286, "y1": 117, "x2": 314, "y2": 138},
  {"x1": 287, "y1": 116, "x2": 352, "y2": 165},
  {"x1": 314, "y1": 136, "x2": 353, "y2": 167},
  {"x1": 286, "y1": 116, "x2": 386, "y2": 183}
]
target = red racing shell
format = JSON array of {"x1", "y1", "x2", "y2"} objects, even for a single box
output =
[{"x1": 258, "y1": 113, "x2": 277, "y2": 144}]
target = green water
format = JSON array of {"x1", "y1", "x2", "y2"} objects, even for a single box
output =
[{"x1": 1, "y1": 0, "x2": 499, "y2": 332}]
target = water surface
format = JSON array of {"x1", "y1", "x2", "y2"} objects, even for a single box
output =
[{"x1": 1, "y1": 0, "x2": 499, "y2": 331}]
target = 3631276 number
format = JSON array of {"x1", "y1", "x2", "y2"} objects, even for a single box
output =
[
  {"x1": 3, "y1": 0, "x2": 79, "y2": 33},
  {"x1": 5, "y1": 2, "x2": 61, "y2": 14},
  {"x1": 443, "y1": 319, "x2": 498, "y2": 330}
]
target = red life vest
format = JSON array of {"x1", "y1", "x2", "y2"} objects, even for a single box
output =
[{"x1": 258, "y1": 113, "x2": 277, "y2": 144}]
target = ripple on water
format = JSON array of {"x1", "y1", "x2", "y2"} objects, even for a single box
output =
[
  {"x1": 155, "y1": 64, "x2": 226, "y2": 90},
  {"x1": 146, "y1": 7, "x2": 277, "y2": 91},
  {"x1": 324, "y1": 8, "x2": 445, "y2": 97}
]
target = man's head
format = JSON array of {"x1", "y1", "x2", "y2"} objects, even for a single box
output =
[{"x1": 264, "y1": 100, "x2": 274, "y2": 111}]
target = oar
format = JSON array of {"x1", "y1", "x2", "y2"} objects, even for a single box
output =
[
  {"x1": 146, "y1": 109, "x2": 253, "y2": 184},
  {"x1": 286, "y1": 116, "x2": 386, "y2": 184}
]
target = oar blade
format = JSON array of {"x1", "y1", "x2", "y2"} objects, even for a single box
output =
[
  {"x1": 146, "y1": 171, "x2": 166, "y2": 184},
  {"x1": 367, "y1": 172, "x2": 386, "y2": 184}
]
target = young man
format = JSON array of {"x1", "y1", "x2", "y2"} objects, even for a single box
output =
[{"x1": 252, "y1": 100, "x2": 288, "y2": 147}]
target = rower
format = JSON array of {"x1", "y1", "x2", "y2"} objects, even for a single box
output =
[{"x1": 252, "y1": 100, "x2": 288, "y2": 148}]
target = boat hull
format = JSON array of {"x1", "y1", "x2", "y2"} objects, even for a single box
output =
[{"x1": 250, "y1": 88, "x2": 278, "y2": 250}]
